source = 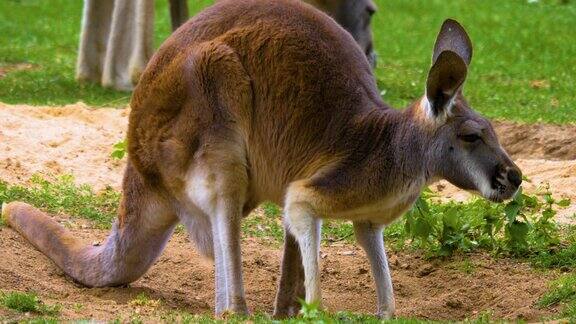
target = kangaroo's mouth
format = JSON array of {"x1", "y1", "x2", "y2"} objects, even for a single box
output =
[{"x1": 486, "y1": 174, "x2": 519, "y2": 203}]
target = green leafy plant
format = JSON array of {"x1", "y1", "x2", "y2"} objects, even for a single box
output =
[
  {"x1": 299, "y1": 299, "x2": 323, "y2": 321},
  {"x1": 111, "y1": 140, "x2": 127, "y2": 160},
  {"x1": 129, "y1": 293, "x2": 160, "y2": 308},
  {"x1": 402, "y1": 187, "x2": 569, "y2": 258}
]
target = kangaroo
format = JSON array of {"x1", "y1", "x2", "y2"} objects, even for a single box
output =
[{"x1": 2, "y1": 0, "x2": 522, "y2": 318}]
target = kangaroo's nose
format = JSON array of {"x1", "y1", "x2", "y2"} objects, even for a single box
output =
[{"x1": 507, "y1": 168, "x2": 522, "y2": 187}]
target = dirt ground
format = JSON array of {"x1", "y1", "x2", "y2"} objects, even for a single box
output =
[
  {"x1": 0, "y1": 102, "x2": 574, "y2": 321},
  {"x1": 0, "y1": 221, "x2": 560, "y2": 322}
]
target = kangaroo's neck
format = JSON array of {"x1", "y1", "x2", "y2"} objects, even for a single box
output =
[{"x1": 347, "y1": 98, "x2": 435, "y2": 187}]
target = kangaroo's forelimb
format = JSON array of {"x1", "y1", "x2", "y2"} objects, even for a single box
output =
[{"x1": 353, "y1": 221, "x2": 395, "y2": 318}]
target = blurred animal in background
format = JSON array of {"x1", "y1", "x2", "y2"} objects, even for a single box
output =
[
  {"x1": 75, "y1": 0, "x2": 377, "y2": 91},
  {"x1": 304, "y1": 0, "x2": 377, "y2": 67},
  {"x1": 76, "y1": 0, "x2": 188, "y2": 91}
]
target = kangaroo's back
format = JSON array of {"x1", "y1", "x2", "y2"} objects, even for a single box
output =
[{"x1": 128, "y1": 0, "x2": 382, "y2": 200}]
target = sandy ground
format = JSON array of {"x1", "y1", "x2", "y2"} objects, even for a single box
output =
[
  {"x1": 0, "y1": 103, "x2": 127, "y2": 190},
  {"x1": 0, "y1": 102, "x2": 574, "y2": 321}
]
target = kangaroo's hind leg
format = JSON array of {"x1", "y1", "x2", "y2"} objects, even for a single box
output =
[
  {"x1": 2, "y1": 162, "x2": 178, "y2": 287},
  {"x1": 153, "y1": 39, "x2": 253, "y2": 316},
  {"x1": 179, "y1": 201, "x2": 258, "y2": 316},
  {"x1": 183, "y1": 154, "x2": 250, "y2": 315},
  {"x1": 179, "y1": 205, "x2": 214, "y2": 260},
  {"x1": 273, "y1": 222, "x2": 306, "y2": 318}
]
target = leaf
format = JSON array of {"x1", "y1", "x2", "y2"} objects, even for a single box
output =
[
  {"x1": 111, "y1": 140, "x2": 127, "y2": 160},
  {"x1": 110, "y1": 150, "x2": 125, "y2": 160},
  {"x1": 513, "y1": 187, "x2": 524, "y2": 204},
  {"x1": 442, "y1": 208, "x2": 459, "y2": 230},
  {"x1": 415, "y1": 196, "x2": 430, "y2": 214},
  {"x1": 542, "y1": 208, "x2": 556, "y2": 221},
  {"x1": 413, "y1": 218, "x2": 433, "y2": 238},
  {"x1": 558, "y1": 198, "x2": 571, "y2": 207},
  {"x1": 523, "y1": 194, "x2": 539, "y2": 208},
  {"x1": 507, "y1": 221, "x2": 529, "y2": 246},
  {"x1": 504, "y1": 201, "x2": 521, "y2": 223}
]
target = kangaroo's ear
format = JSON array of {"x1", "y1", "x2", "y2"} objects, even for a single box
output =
[
  {"x1": 425, "y1": 19, "x2": 472, "y2": 117},
  {"x1": 426, "y1": 50, "x2": 467, "y2": 116},
  {"x1": 433, "y1": 19, "x2": 473, "y2": 66}
]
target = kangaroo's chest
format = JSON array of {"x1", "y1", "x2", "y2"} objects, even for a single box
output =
[{"x1": 329, "y1": 180, "x2": 424, "y2": 225}]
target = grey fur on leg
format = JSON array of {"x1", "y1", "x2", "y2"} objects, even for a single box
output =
[
  {"x1": 285, "y1": 202, "x2": 323, "y2": 307},
  {"x1": 273, "y1": 224, "x2": 306, "y2": 318},
  {"x1": 211, "y1": 202, "x2": 248, "y2": 315},
  {"x1": 353, "y1": 221, "x2": 395, "y2": 318},
  {"x1": 76, "y1": 0, "x2": 114, "y2": 83},
  {"x1": 102, "y1": 0, "x2": 154, "y2": 90},
  {"x1": 77, "y1": 0, "x2": 154, "y2": 91},
  {"x1": 179, "y1": 206, "x2": 214, "y2": 260}
]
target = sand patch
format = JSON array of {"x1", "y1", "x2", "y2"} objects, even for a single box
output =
[{"x1": 0, "y1": 102, "x2": 127, "y2": 190}]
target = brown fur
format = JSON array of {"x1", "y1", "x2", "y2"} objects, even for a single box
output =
[{"x1": 129, "y1": 0, "x2": 377, "y2": 202}]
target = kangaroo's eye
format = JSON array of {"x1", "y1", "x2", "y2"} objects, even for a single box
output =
[{"x1": 459, "y1": 134, "x2": 481, "y2": 143}]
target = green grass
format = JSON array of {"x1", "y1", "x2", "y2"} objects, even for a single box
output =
[
  {"x1": 1, "y1": 0, "x2": 575, "y2": 123},
  {"x1": 157, "y1": 311, "x2": 428, "y2": 324},
  {"x1": 452, "y1": 259, "x2": 477, "y2": 275},
  {"x1": 0, "y1": 291, "x2": 60, "y2": 316},
  {"x1": 0, "y1": 175, "x2": 120, "y2": 228},
  {"x1": 538, "y1": 273, "x2": 576, "y2": 319},
  {"x1": 157, "y1": 302, "x2": 495, "y2": 324},
  {"x1": 532, "y1": 242, "x2": 576, "y2": 269},
  {"x1": 0, "y1": 0, "x2": 211, "y2": 107},
  {"x1": 373, "y1": 0, "x2": 576, "y2": 123},
  {"x1": 20, "y1": 320, "x2": 59, "y2": 324}
]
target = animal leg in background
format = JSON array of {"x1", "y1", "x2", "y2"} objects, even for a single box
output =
[{"x1": 77, "y1": 0, "x2": 154, "y2": 91}]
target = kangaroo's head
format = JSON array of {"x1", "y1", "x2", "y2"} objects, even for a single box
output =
[
  {"x1": 419, "y1": 19, "x2": 522, "y2": 202},
  {"x1": 306, "y1": 0, "x2": 377, "y2": 67}
]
